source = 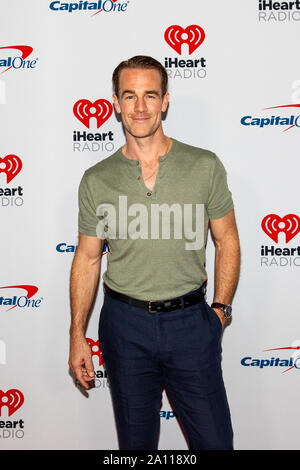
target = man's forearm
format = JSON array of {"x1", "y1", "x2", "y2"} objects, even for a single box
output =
[
  {"x1": 213, "y1": 230, "x2": 240, "y2": 305},
  {"x1": 70, "y1": 251, "x2": 101, "y2": 337}
]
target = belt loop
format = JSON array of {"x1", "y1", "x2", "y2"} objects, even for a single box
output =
[{"x1": 180, "y1": 296, "x2": 184, "y2": 309}]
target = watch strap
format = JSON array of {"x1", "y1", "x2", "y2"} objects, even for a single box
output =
[{"x1": 211, "y1": 302, "x2": 232, "y2": 318}]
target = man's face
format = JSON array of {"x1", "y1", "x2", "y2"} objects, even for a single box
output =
[{"x1": 113, "y1": 68, "x2": 169, "y2": 139}]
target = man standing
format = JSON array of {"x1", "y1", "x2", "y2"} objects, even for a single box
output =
[{"x1": 69, "y1": 56, "x2": 240, "y2": 450}]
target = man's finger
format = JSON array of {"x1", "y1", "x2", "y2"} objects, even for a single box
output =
[
  {"x1": 84, "y1": 357, "x2": 95, "y2": 379},
  {"x1": 73, "y1": 364, "x2": 92, "y2": 389},
  {"x1": 75, "y1": 374, "x2": 89, "y2": 389}
]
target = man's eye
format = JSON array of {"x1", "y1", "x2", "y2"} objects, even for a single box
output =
[
  {"x1": 125, "y1": 95, "x2": 134, "y2": 100},
  {"x1": 147, "y1": 95, "x2": 155, "y2": 99}
]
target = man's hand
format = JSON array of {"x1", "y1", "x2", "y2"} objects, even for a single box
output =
[
  {"x1": 69, "y1": 234, "x2": 104, "y2": 389},
  {"x1": 212, "y1": 307, "x2": 226, "y2": 331},
  {"x1": 69, "y1": 336, "x2": 95, "y2": 390}
]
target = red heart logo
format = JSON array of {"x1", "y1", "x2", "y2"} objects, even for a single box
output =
[
  {"x1": 73, "y1": 99, "x2": 113, "y2": 129},
  {"x1": 0, "y1": 154, "x2": 22, "y2": 183},
  {"x1": 261, "y1": 214, "x2": 300, "y2": 243},
  {"x1": 86, "y1": 338, "x2": 103, "y2": 366},
  {"x1": 0, "y1": 389, "x2": 24, "y2": 417},
  {"x1": 164, "y1": 25, "x2": 205, "y2": 55}
]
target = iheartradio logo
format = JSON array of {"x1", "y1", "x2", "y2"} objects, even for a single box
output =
[
  {"x1": 261, "y1": 214, "x2": 300, "y2": 243},
  {"x1": 0, "y1": 389, "x2": 24, "y2": 416},
  {"x1": 0, "y1": 154, "x2": 22, "y2": 183},
  {"x1": 86, "y1": 338, "x2": 103, "y2": 366},
  {"x1": 73, "y1": 99, "x2": 113, "y2": 129},
  {"x1": 86, "y1": 338, "x2": 108, "y2": 389},
  {"x1": 164, "y1": 25, "x2": 205, "y2": 55}
]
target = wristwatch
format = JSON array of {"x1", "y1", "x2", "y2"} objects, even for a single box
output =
[{"x1": 211, "y1": 303, "x2": 232, "y2": 319}]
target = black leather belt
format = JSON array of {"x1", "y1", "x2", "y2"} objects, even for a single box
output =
[{"x1": 103, "y1": 281, "x2": 207, "y2": 313}]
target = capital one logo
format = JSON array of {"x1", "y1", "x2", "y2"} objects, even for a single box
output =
[
  {"x1": 264, "y1": 103, "x2": 300, "y2": 132},
  {"x1": 241, "y1": 340, "x2": 300, "y2": 374},
  {"x1": 0, "y1": 285, "x2": 41, "y2": 312},
  {"x1": 261, "y1": 214, "x2": 300, "y2": 243},
  {"x1": 164, "y1": 25, "x2": 205, "y2": 55},
  {"x1": 241, "y1": 102, "x2": 300, "y2": 132},
  {"x1": 264, "y1": 341, "x2": 300, "y2": 373},
  {"x1": 0, "y1": 45, "x2": 36, "y2": 74},
  {"x1": 0, "y1": 389, "x2": 24, "y2": 416},
  {"x1": 0, "y1": 154, "x2": 22, "y2": 183},
  {"x1": 49, "y1": 0, "x2": 129, "y2": 16},
  {"x1": 86, "y1": 338, "x2": 103, "y2": 366},
  {"x1": 73, "y1": 99, "x2": 113, "y2": 129}
]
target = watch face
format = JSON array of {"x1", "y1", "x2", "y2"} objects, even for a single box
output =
[{"x1": 224, "y1": 305, "x2": 232, "y2": 318}]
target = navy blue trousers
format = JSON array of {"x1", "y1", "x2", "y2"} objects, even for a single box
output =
[{"x1": 98, "y1": 288, "x2": 233, "y2": 450}]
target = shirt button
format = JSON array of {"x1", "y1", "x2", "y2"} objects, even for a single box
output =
[
  {"x1": 137, "y1": 176, "x2": 141, "y2": 180},
  {"x1": 147, "y1": 192, "x2": 152, "y2": 196},
  {"x1": 136, "y1": 161, "x2": 139, "y2": 166}
]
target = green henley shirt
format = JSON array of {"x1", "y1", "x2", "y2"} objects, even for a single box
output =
[{"x1": 78, "y1": 138, "x2": 234, "y2": 301}]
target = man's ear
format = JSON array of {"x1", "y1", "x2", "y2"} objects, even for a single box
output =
[
  {"x1": 112, "y1": 93, "x2": 121, "y2": 114},
  {"x1": 162, "y1": 92, "x2": 170, "y2": 113}
]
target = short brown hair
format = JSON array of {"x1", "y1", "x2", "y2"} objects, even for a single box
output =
[{"x1": 112, "y1": 55, "x2": 168, "y2": 97}]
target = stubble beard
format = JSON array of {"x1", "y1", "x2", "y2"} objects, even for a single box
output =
[{"x1": 122, "y1": 116, "x2": 162, "y2": 140}]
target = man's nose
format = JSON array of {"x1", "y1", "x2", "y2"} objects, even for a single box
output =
[{"x1": 134, "y1": 96, "x2": 147, "y2": 113}]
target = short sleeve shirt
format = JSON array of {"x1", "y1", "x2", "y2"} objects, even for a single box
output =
[{"x1": 78, "y1": 138, "x2": 234, "y2": 300}]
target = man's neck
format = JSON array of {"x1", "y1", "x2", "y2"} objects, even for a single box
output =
[{"x1": 123, "y1": 129, "x2": 171, "y2": 163}]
